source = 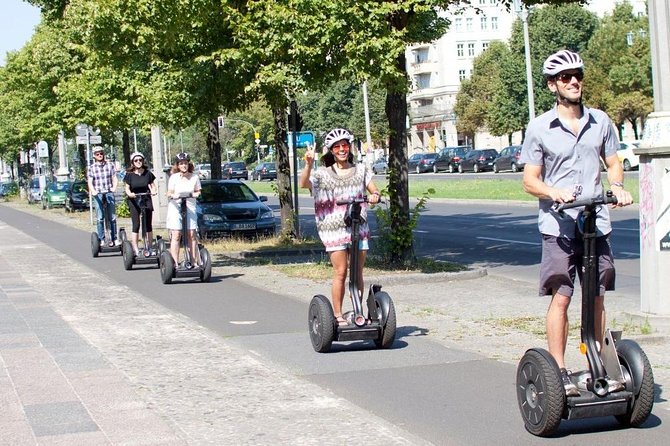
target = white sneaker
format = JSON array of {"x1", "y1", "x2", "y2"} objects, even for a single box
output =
[{"x1": 114, "y1": 240, "x2": 122, "y2": 247}]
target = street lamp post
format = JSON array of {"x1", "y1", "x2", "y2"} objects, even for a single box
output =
[{"x1": 514, "y1": 0, "x2": 535, "y2": 121}]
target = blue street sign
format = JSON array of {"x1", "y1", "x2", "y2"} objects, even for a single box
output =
[{"x1": 287, "y1": 131, "x2": 315, "y2": 148}]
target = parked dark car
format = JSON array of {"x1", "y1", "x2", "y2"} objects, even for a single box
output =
[
  {"x1": 65, "y1": 181, "x2": 89, "y2": 212},
  {"x1": 0, "y1": 182, "x2": 19, "y2": 199},
  {"x1": 222, "y1": 161, "x2": 249, "y2": 180},
  {"x1": 196, "y1": 180, "x2": 276, "y2": 238},
  {"x1": 372, "y1": 157, "x2": 388, "y2": 175},
  {"x1": 408, "y1": 152, "x2": 438, "y2": 174},
  {"x1": 41, "y1": 181, "x2": 71, "y2": 209},
  {"x1": 493, "y1": 145, "x2": 524, "y2": 173},
  {"x1": 433, "y1": 145, "x2": 470, "y2": 173},
  {"x1": 251, "y1": 162, "x2": 277, "y2": 181},
  {"x1": 458, "y1": 149, "x2": 499, "y2": 173},
  {"x1": 27, "y1": 178, "x2": 43, "y2": 204}
]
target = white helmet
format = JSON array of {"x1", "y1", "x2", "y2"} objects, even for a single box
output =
[
  {"x1": 323, "y1": 128, "x2": 354, "y2": 151},
  {"x1": 130, "y1": 151, "x2": 144, "y2": 161},
  {"x1": 542, "y1": 50, "x2": 584, "y2": 77}
]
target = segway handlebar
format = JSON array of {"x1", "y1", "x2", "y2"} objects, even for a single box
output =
[
  {"x1": 553, "y1": 192, "x2": 617, "y2": 213},
  {"x1": 170, "y1": 192, "x2": 193, "y2": 200},
  {"x1": 336, "y1": 196, "x2": 368, "y2": 206}
]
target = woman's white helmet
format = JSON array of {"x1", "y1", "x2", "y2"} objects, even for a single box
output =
[
  {"x1": 542, "y1": 50, "x2": 584, "y2": 77},
  {"x1": 130, "y1": 151, "x2": 144, "y2": 161},
  {"x1": 323, "y1": 128, "x2": 354, "y2": 151}
]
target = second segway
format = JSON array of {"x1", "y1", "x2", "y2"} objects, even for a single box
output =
[
  {"x1": 122, "y1": 192, "x2": 161, "y2": 270},
  {"x1": 308, "y1": 196, "x2": 396, "y2": 353},
  {"x1": 159, "y1": 192, "x2": 212, "y2": 284},
  {"x1": 516, "y1": 192, "x2": 654, "y2": 436}
]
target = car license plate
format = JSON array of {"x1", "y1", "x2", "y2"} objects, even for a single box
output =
[{"x1": 232, "y1": 223, "x2": 256, "y2": 230}]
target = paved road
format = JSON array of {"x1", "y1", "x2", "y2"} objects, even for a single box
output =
[{"x1": 1, "y1": 203, "x2": 667, "y2": 445}]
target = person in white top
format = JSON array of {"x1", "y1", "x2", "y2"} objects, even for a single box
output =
[{"x1": 166, "y1": 152, "x2": 202, "y2": 265}]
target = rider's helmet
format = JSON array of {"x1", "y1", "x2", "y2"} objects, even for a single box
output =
[
  {"x1": 175, "y1": 152, "x2": 190, "y2": 162},
  {"x1": 130, "y1": 151, "x2": 144, "y2": 162},
  {"x1": 323, "y1": 128, "x2": 354, "y2": 151},
  {"x1": 542, "y1": 50, "x2": 584, "y2": 78},
  {"x1": 92, "y1": 146, "x2": 105, "y2": 154}
]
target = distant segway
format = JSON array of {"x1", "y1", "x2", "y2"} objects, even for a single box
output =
[
  {"x1": 159, "y1": 192, "x2": 212, "y2": 284},
  {"x1": 308, "y1": 196, "x2": 396, "y2": 353},
  {"x1": 516, "y1": 192, "x2": 654, "y2": 436},
  {"x1": 122, "y1": 192, "x2": 161, "y2": 270},
  {"x1": 90, "y1": 193, "x2": 122, "y2": 258}
]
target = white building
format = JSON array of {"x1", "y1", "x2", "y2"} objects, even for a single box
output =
[{"x1": 405, "y1": 0, "x2": 648, "y2": 154}]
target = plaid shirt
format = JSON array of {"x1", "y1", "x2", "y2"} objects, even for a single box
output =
[{"x1": 87, "y1": 161, "x2": 116, "y2": 193}]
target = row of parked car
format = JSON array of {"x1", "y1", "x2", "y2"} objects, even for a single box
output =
[
  {"x1": 196, "y1": 161, "x2": 278, "y2": 182},
  {"x1": 373, "y1": 140, "x2": 641, "y2": 175}
]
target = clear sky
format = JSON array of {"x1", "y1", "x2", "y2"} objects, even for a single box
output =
[{"x1": 0, "y1": 0, "x2": 41, "y2": 66}]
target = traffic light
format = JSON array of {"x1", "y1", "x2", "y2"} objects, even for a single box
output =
[{"x1": 289, "y1": 101, "x2": 303, "y2": 132}]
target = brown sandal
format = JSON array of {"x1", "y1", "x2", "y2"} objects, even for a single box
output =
[{"x1": 334, "y1": 315, "x2": 348, "y2": 327}]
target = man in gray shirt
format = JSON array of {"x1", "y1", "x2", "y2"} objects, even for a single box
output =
[{"x1": 520, "y1": 49, "x2": 633, "y2": 396}]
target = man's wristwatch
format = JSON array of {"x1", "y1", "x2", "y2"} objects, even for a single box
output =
[{"x1": 611, "y1": 181, "x2": 624, "y2": 188}]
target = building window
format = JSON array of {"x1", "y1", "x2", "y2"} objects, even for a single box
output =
[
  {"x1": 490, "y1": 0, "x2": 496, "y2": 4},
  {"x1": 467, "y1": 42, "x2": 475, "y2": 57},
  {"x1": 457, "y1": 43, "x2": 464, "y2": 58},
  {"x1": 466, "y1": 18, "x2": 473, "y2": 32},
  {"x1": 479, "y1": 0, "x2": 486, "y2": 4},
  {"x1": 482, "y1": 41, "x2": 489, "y2": 52},
  {"x1": 481, "y1": 17, "x2": 488, "y2": 31},
  {"x1": 415, "y1": 73, "x2": 431, "y2": 89},
  {"x1": 459, "y1": 69, "x2": 467, "y2": 81},
  {"x1": 491, "y1": 17, "x2": 498, "y2": 30},
  {"x1": 454, "y1": 17, "x2": 462, "y2": 32}
]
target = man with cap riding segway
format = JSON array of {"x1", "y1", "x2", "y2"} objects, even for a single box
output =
[{"x1": 88, "y1": 146, "x2": 120, "y2": 247}]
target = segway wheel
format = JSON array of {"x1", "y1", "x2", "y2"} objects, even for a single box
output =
[
  {"x1": 308, "y1": 295, "x2": 335, "y2": 353},
  {"x1": 160, "y1": 251, "x2": 174, "y2": 284},
  {"x1": 373, "y1": 291, "x2": 396, "y2": 349},
  {"x1": 516, "y1": 348, "x2": 565, "y2": 437},
  {"x1": 90, "y1": 232, "x2": 100, "y2": 258},
  {"x1": 122, "y1": 241, "x2": 134, "y2": 270},
  {"x1": 200, "y1": 247, "x2": 212, "y2": 282},
  {"x1": 118, "y1": 228, "x2": 127, "y2": 243},
  {"x1": 614, "y1": 339, "x2": 654, "y2": 427},
  {"x1": 157, "y1": 238, "x2": 167, "y2": 255}
]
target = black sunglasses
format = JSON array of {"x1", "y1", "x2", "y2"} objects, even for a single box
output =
[{"x1": 556, "y1": 71, "x2": 584, "y2": 83}]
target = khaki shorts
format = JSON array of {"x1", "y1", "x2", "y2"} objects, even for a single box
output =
[{"x1": 539, "y1": 234, "x2": 615, "y2": 297}]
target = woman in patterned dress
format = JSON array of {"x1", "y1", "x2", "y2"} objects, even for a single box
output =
[{"x1": 299, "y1": 128, "x2": 381, "y2": 326}]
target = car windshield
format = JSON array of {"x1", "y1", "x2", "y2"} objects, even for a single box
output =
[
  {"x1": 50, "y1": 182, "x2": 70, "y2": 192},
  {"x1": 482, "y1": 150, "x2": 498, "y2": 157},
  {"x1": 424, "y1": 153, "x2": 437, "y2": 159},
  {"x1": 409, "y1": 154, "x2": 422, "y2": 161},
  {"x1": 73, "y1": 183, "x2": 88, "y2": 193},
  {"x1": 227, "y1": 162, "x2": 245, "y2": 169},
  {"x1": 199, "y1": 182, "x2": 258, "y2": 203}
]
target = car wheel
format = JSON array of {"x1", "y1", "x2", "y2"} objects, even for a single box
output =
[
  {"x1": 623, "y1": 159, "x2": 632, "y2": 171},
  {"x1": 433, "y1": 165, "x2": 438, "y2": 173},
  {"x1": 493, "y1": 163, "x2": 499, "y2": 174},
  {"x1": 458, "y1": 164, "x2": 464, "y2": 174},
  {"x1": 512, "y1": 163, "x2": 519, "y2": 173},
  {"x1": 448, "y1": 164, "x2": 455, "y2": 174},
  {"x1": 473, "y1": 164, "x2": 480, "y2": 173},
  {"x1": 416, "y1": 165, "x2": 420, "y2": 174}
]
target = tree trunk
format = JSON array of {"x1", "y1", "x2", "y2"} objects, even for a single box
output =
[
  {"x1": 122, "y1": 129, "x2": 131, "y2": 166},
  {"x1": 272, "y1": 106, "x2": 296, "y2": 239},
  {"x1": 386, "y1": 52, "x2": 412, "y2": 264},
  {"x1": 207, "y1": 118, "x2": 223, "y2": 179}
]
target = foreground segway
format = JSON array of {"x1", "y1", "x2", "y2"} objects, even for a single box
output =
[
  {"x1": 90, "y1": 193, "x2": 122, "y2": 258},
  {"x1": 122, "y1": 192, "x2": 161, "y2": 270},
  {"x1": 308, "y1": 196, "x2": 396, "y2": 353},
  {"x1": 159, "y1": 192, "x2": 212, "y2": 284},
  {"x1": 516, "y1": 192, "x2": 654, "y2": 436}
]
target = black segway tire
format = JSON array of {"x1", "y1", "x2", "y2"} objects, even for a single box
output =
[
  {"x1": 119, "y1": 228, "x2": 127, "y2": 243},
  {"x1": 516, "y1": 348, "x2": 565, "y2": 437},
  {"x1": 122, "y1": 241, "x2": 134, "y2": 270},
  {"x1": 157, "y1": 238, "x2": 167, "y2": 255},
  {"x1": 308, "y1": 295, "x2": 335, "y2": 353},
  {"x1": 90, "y1": 232, "x2": 100, "y2": 258},
  {"x1": 200, "y1": 248, "x2": 212, "y2": 282},
  {"x1": 373, "y1": 292, "x2": 396, "y2": 349},
  {"x1": 160, "y1": 251, "x2": 174, "y2": 284},
  {"x1": 615, "y1": 339, "x2": 654, "y2": 427}
]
